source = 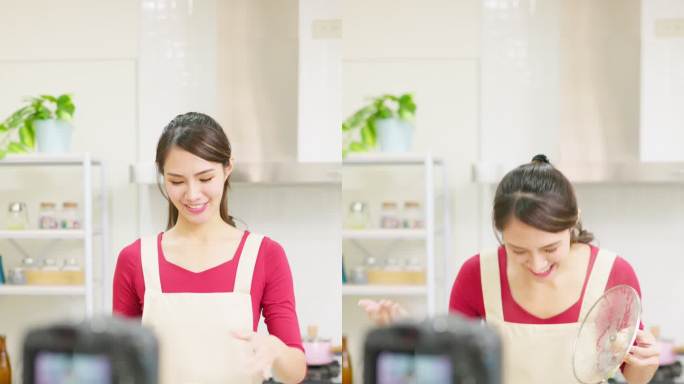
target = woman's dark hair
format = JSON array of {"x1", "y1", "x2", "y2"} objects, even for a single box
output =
[
  {"x1": 493, "y1": 154, "x2": 593, "y2": 244},
  {"x1": 155, "y1": 112, "x2": 236, "y2": 229}
]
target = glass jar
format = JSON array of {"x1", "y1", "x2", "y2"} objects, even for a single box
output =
[
  {"x1": 350, "y1": 265, "x2": 367, "y2": 284},
  {"x1": 41, "y1": 258, "x2": 59, "y2": 271},
  {"x1": 21, "y1": 257, "x2": 37, "y2": 271},
  {"x1": 60, "y1": 202, "x2": 81, "y2": 229},
  {"x1": 364, "y1": 255, "x2": 379, "y2": 271},
  {"x1": 402, "y1": 201, "x2": 423, "y2": 228},
  {"x1": 346, "y1": 201, "x2": 370, "y2": 229},
  {"x1": 406, "y1": 257, "x2": 424, "y2": 272},
  {"x1": 38, "y1": 202, "x2": 59, "y2": 229},
  {"x1": 379, "y1": 201, "x2": 401, "y2": 229},
  {"x1": 7, "y1": 268, "x2": 25, "y2": 285},
  {"x1": 61, "y1": 258, "x2": 81, "y2": 271},
  {"x1": 384, "y1": 256, "x2": 402, "y2": 272},
  {"x1": 6, "y1": 202, "x2": 28, "y2": 230}
]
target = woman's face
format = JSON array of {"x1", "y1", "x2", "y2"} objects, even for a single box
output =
[
  {"x1": 501, "y1": 216, "x2": 572, "y2": 281},
  {"x1": 162, "y1": 146, "x2": 231, "y2": 226}
]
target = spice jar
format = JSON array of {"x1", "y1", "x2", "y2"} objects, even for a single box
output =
[
  {"x1": 6, "y1": 202, "x2": 28, "y2": 230},
  {"x1": 402, "y1": 201, "x2": 423, "y2": 229},
  {"x1": 60, "y1": 202, "x2": 80, "y2": 229},
  {"x1": 41, "y1": 258, "x2": 59, "y2": 271},
  {"x1": 61, "y1": 258, "x2": 81, "y2": 271},
  {"x1": 379, "y1": 201, "x2": 401, "y2": 229},
  {"x1": 38, "y1": 202, "x2": 59, "y2": 229}
]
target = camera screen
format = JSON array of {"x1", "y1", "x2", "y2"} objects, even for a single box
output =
[
  {"x1": 376, "y1": 352, "x2": 452, "y2": 384},
  {"x1": 34, "y1": 351, "x2": 112, "y2": 384}
]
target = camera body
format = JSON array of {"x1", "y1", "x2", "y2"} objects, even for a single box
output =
[
  {"x1": 22, "y1": 316, "x2": 158, "y2": 384},
  {"x1": 364, "y1": 315, "x2": 502, "y2": 384}
]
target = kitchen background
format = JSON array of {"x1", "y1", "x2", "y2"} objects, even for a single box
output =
[
  {"x1": 1, "y1": 0, "x2": 683, "y2": 383},
  {"x1": 0, "y1": 0, "x2": 342, "y2": 382},
  {"x1": 341, "y1": 0, "x2": 684, "y2": 382}
]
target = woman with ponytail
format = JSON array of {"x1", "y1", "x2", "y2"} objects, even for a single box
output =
[
  {"x1": 361, "y1": 154, "x2": 659, "y2": 384},
  {"x1": 113, "y1": 112, "x2": 306, "y2": 383}
]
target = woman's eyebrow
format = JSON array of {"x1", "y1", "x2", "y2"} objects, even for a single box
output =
[{"x1": 166, "y1": 169, "x2": 214, "y2": 177}]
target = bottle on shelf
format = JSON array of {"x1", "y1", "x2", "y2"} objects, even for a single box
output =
[
  {"x1": 0, "y1": 334, "x2": 11, "y2": 384},
  {"x1": 402, "y1": 200, "x2": 423, "y2": 229},
  {"x1": 341, "y1": 335, "x2": 352, "y2": 384},
  {"x1": 346, "y1": 201, "x2": 370, "y2": 229},
  {"x1": 60, "y1": 202, "x2": 81, "y2": 229},
  {"x1": 379, "y1": 201, "x2": 401, "y2": 229},
  {"x1": 5, "y1": 202, "x2": 28, "y2": 230},
  {"x1": 38, "y1": 202, "x2": 59, "y2": 229}
]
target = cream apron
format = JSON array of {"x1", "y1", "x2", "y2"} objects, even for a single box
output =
[
  {"x1": 141, "y1": 232, "x2": 264, "y2": 384},
  {"x1": 480, "y1": 248, "x2": 616, "y2": 384}
]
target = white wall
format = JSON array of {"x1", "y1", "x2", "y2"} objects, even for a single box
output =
[
  {"x1": 0, "y1": 1, "x2": 139, "y2": 381},
  {"x1": 298, "y1": 0, "x2": 343, "y2": 163},
  {"x1": 342, "y1": 0, "x2": 481, "y2": 381},
  {"x1": 640, "y1": 0, "x2": 684, "y2": 162}
]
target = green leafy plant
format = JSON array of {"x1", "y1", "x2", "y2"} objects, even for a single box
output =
[
  {"x1": 0, "y1": 94, "x2": 75, "y2": 159},
  {"x1": 342, "y1": 93, "x2": 416, "y2": 156}
]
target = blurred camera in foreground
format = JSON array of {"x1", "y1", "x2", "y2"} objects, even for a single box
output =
[
  {"x1": 23, "y1": 316, "x2": 158, "y2": 384},
  {"x1": 364, "y1": 314, "x2": 502, "y2": 384}
]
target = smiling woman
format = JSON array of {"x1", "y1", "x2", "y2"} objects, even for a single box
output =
[
  {"x1": 361, "y1": 154, "x2": 660, "y2": 384},
  {"x1": 112, "y1": 112, "x2": 307, "y2": 384}
]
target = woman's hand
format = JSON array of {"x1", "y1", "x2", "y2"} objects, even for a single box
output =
[
  {"x1": 232, "y1": 330, "x2": 286, "y2": 380},
  {"x1": 622, "y1": 329, "x2": 659, "y2": 384},
  {"x1": 232, "y1": 330, "x2": 306, "y2": 384},
  {"x1": 358, "y1": 299, "x2": 408, "y2": 326}
]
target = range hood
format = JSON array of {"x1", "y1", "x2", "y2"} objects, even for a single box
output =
[
  {"x1": 131, "y1": 0, "x2": 340, "y2": 185},
  {"x1": 474, "y1": 0, "x2": 684, "y2": 184}
]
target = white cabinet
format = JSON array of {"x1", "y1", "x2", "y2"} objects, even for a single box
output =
[
  {"x1": 0, "y1": 153, "x2": 108, "y2": 316},
  {"x1": 341, "y1": 153, "x2": 450, "y2": 316}
]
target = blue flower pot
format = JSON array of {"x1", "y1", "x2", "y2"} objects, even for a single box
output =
[
  {"x1": 34, "y1": 119, "x2": 73, "y2": 154},
  {"x1": 375, "y1": 118, "x2": 413, "y2": 153}
]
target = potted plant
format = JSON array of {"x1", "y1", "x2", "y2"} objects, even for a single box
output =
[
  {"x1": 0, "y1": 94, "x2": 76, "y2": 159},
  {"x1": 342, "y1": 93, "x2": 416, "y2": 156}
]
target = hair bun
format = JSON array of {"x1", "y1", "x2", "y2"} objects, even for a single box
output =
[{"x1": 532, "y1": 154, "x2": 550, "y2": 164}]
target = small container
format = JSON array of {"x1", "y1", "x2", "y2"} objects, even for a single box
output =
[
  {"x1": 379, "y1": 201, "x2": 401, "y2": 229},
  {"x1": 21, "y1": 257, "x2": 37, "y2": 271},
  {"x1": 384, "y1": 256, "x2": 402, "y2": 272},
  {"x1": 6, "y1": 202, "x2": 29, "y2": 230},
  {"x1": 61, "y1": 258, "x2": 81, "y2": 271},
  {"x1": 402, "y1": 201, "x2": 423, "y2": 229},
  {"x1": 38, "y1": 202, "x2": 59, "y2": 229},
  {"x1": 41, "y1": 258, "x2": 59, "y2": 271},
  {"x1": 350, "y1": 266, "x2": 367, "y2": 284},
  {"x1": 60, "y1": 202, "x2": 81, "y2": 229},
  {"x1": 8, "y1": 268, "x2": 25, "y2": 285},
  {"x1": 303, "y1": 325, "x2": 333, "y2": 366},
  {"x1": 346, "y1": 201, "x2": 370, "y2": 229}
]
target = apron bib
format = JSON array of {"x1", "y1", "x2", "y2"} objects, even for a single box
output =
[
  {"x1": 141, "y1": 232, "x2": 264, "y2": 384},
  {"x1": 480, "y1": 247, "x2": 616, "y2": 384}
]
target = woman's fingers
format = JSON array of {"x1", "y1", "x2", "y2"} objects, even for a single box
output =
[{"x1": 629, "y1": 345, "x2": 660, "y2": 359}]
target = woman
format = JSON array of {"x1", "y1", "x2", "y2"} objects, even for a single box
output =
[
  {"x1": 113, "y1": 112, "x2": 306, "y2": 384},
  {"x1": 361, "y1": 154, "x2": 659, "y2": 384}
]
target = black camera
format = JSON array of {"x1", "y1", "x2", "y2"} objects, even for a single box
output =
[
  {"x1": 22, "y1": 316, "x2": 158, "y2": 384},
  {"x1": 364, "y1": 315, "x2": 502, "y2": 384}
]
